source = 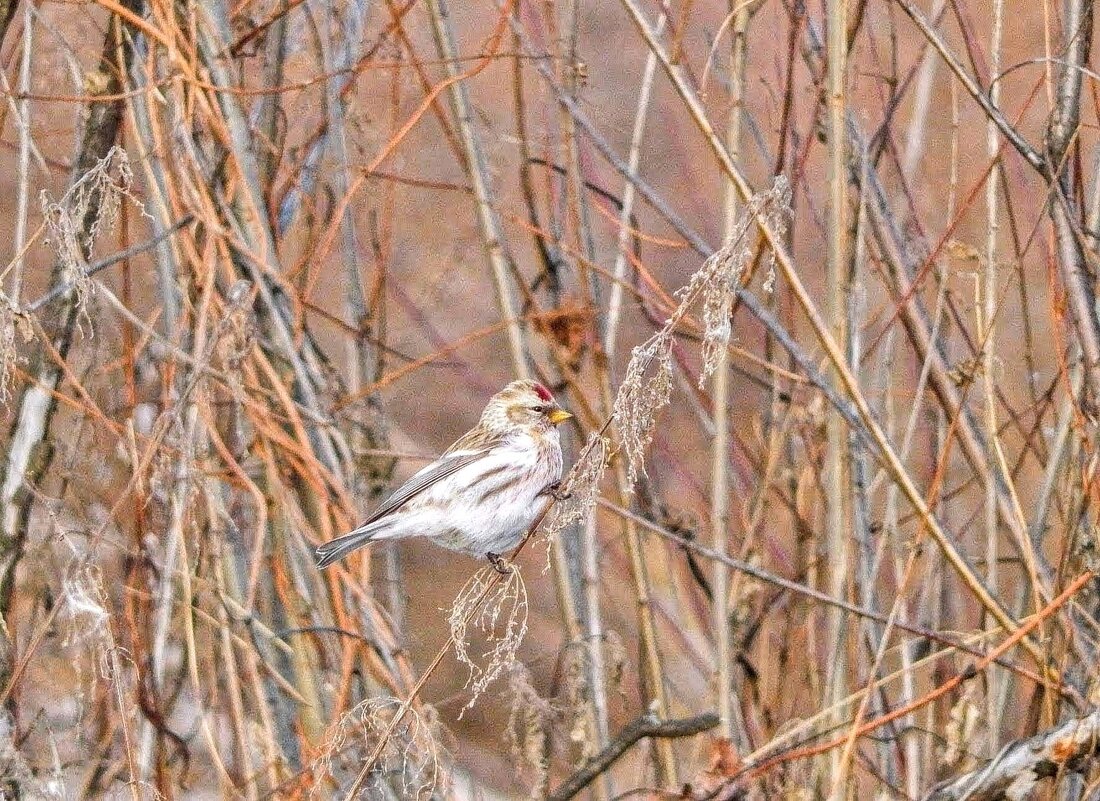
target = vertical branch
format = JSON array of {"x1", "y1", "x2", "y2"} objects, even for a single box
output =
[
  {"x1": 124, "y1": 33, "x2": 183, "y2": 337},
  {"x1": 604, "y1": 12, "x2": 667, "y2": 361},
  {"x1": 10, "y1": 3, "x2": 32, "y2": 304},
  {"x1": 848, "y1": 146, "x2": 888, "y2": 789},
  {"x1": 824, "y1": 0, "x2": 850, "y2": 791},
  {"x1": 982, "y1": 0, "x2": 1004, "y2": 746},
  {"x1": 900, "y1": 0, "x2": 948, "y2": 178},
  {"x1": 254, "y1": 0, "x2": 288, "y2": 188},
  {"x1": 125, "y1": 22, "x2": 188, "y2": 780},
  {"x1": 1046, "y1": 0, "x2": 1099, "y2": 403},
  {"x1": 555, "y1": 1, "x2": 612, "y2": 789},
  {"x1": 713, "y1": 0, "x2": 750, "y2": 748},
  {"x1": 0, "y1": 0, "x2": 143, "y2": 611},
  {"x1": 594, "y1": 20, "x2": 671, "y2": 776},
  {"x1": 426, "y1": 0, "x2": 528, "y2": 380},
  {"x1": 513, "y1": 3, "x2": 680, "y2": 786},
  {"x1": 601, "y1": 361, "x2": 680, "y2": 784}
]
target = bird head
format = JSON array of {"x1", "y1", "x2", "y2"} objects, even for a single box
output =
[{"x1": 481, "y1": 379, "x2": 572, "y2": 434}]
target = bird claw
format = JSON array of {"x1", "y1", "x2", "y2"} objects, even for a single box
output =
[
  {"x1": 487, "y1": 552, "x2": 513, "y2": 575},
  {"x1": 541, "y1": 481, "x2": 571, "y2": 502}
]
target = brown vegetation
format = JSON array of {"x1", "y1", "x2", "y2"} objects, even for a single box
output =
[{"x1": 2, "y1": 0, "x2": 1100, "y2": 799}]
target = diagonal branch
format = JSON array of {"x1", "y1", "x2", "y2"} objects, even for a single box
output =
[
  {"x1": 922, "y1": 707, "x2": 1100, "y2": 800},
  {"x1": 426, "y1": 0, "x2": 529, "y2": 380},
  {"x1": 547, "y1": 712, "x2": 721, "y2": 801},
  {"x1": 893, "y1": 0, "x2": 1047, "y2": 177}
]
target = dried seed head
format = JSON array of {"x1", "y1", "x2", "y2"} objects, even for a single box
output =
[
  {"x1": 942, "y1": 686, "x2": 983, "y2": 771},
  {"x1": 61, "y1": 564, "x2": 109, "y2": 648},
  {"x1": 39, "y1": 147, "x2": 143, "y2": 333},
  {"x1": 610, "y1": 175, "x2": 791, "y2": 487},
  {"x1": 216, "y1": 280, "x2": 257, "y2": 380},
  {"x1": 613, "y1": 334, "x2": 674, "y2": 488},
  {"x1": 545, "y1": 433, "x2": 610, "y2": 538},
  {"x1": 448, "y1": 564, "x2": 529, "y2": 716},
  {"x1": 0, "y1": 712, "x2": 65, "y2": 801},
  {"x1": 699, "y1": 176, "x2": 791, "y2": 386},
  {"x1": 0, "y1": 306, "x2": 13, "y2": 407},
  {"x1": 505, "y1": 664, "x2": 554, "y2": 799},
  {"x1": 697, "y1": 240, "x2": 748, "y2": 386},
  {"x1": 312, "y1": 697, "x2": 449, "y2": 800},
  {"x1": 0, "y1": 298, "x2": 30, "y2": 407},
  {"x1": 759, "y1": 175, "x2": 791, "y2": 293}
]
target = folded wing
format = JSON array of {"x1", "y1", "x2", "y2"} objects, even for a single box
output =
[{"x1": 359, "y1": 448, "x2": 491, "y2": 526}]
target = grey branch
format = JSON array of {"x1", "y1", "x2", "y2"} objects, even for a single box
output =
[
  {"x1": 547, "y1": 712, "x2": 720, "y2": 801},
  {"x1": 923, "y1": 708, "x2": 1100, "y2": 800},
  {"x1": 25, "y1": 214, "x2": 195, "y2": 312}
]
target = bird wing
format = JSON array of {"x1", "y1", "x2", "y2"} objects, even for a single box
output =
[{"x1": 359, "y1": 448, "x2": 492, "y2": 526}]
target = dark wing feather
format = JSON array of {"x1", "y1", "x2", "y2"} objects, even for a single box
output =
[{"x1": 359, "y1": 449, "x2": 491, "y2": 526}]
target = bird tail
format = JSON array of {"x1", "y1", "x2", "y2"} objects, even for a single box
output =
[{"x1": 315, "y1": 521, "x2": 388, "y2": 569}]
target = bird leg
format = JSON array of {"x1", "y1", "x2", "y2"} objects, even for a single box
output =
[
  {"x1": 487, "y1": 552, "x2": 513, "y2": 575},
  {"x1": 540, "y1": 481, "x2": 571, "y2": 501}
]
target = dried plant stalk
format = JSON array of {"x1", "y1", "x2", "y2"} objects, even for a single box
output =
[
  {"x1": 506, "y1": 664, "x2": 555, "y2": 799},
  {"x1": 312, "y1": 697, "x2": 449, "y2": 800},
  {"x1": 613, "y1": 177, "x2": 790, "y2": 487},
  {"x1": 39, "y1": 147, "x2": 141, "y2": 327},
  {"x1": 449, "y1": 564, "x2": 530, "y2": 716}
]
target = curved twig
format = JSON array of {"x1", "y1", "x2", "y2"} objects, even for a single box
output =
[{"x1": 547, "y1": 713, "x2": 721, "y2": 801}]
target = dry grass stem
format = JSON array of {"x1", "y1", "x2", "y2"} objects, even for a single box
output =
[{"x1": 614, "y1": 177, "x2": 790, "y2": 486}]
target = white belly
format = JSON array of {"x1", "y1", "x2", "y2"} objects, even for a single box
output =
[{"x1": 424, "y1": 430, "x2": 563, "y2": 555}]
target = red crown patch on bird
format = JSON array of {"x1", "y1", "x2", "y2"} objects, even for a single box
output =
[{"x1": 533, "y1": 382, "x2": 554, "y2": 402}]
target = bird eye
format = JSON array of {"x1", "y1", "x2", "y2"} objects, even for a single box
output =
[{"x1": 532, "y1": 405, "x2": 547, "y2": 414}]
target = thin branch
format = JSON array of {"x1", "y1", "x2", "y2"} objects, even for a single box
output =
[
  {"x1": 892, "y1": 0, "x2": 1047, "y2": 177},
  {"x1": 25, "y1": 215, "x2": 195, "y2": 312},
  {"x1": 547, "y1": 712, "x2": 721, "y2": 801}
]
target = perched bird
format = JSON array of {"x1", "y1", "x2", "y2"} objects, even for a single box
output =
[{"x1": 315, "y1": 380, "x2": 572, "y2": 572}]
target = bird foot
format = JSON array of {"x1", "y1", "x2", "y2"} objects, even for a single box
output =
[
  {"x1": 540, "y1": 481, "x2": 571, "y2": 502},
  {"x1": 487, "y1": 552, "x2": 513, "y2": 575}
]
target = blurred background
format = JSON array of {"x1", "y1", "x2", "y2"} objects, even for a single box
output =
[{"x1": 1, "y1": 0, "x2": 1099, "y2": 798}]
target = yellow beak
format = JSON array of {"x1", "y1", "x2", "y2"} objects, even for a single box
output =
[{"x1": 548, "y1": 408, "x2": 573, "y2": 426}]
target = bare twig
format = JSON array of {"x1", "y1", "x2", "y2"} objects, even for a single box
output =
[
  {"x1": 547, "y1": 712, "x2": 721, "y2": 801},
  {"x1": 25, "y1": 215, "x2": 195, "y2": 312}
]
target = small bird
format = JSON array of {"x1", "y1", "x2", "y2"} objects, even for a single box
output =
[{"x1": 315, "y1": 379, "x2": 572, "y2": 572}]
